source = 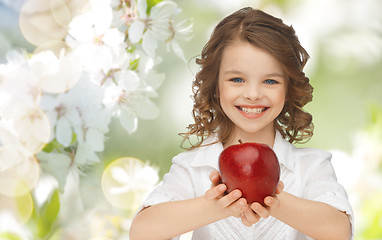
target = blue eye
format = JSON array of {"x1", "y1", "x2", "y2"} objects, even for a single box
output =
[
  {"x1": 230, "y1": 77, "x2": 244, "y2": 83},
  {"x1": 264, "y1": 79, "x2": 278, "y2": 84}
]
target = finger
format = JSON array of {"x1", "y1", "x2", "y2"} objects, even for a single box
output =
[
  {"x1": 264, "y1": 195, "x2": 280, "y2": 209},
  {"x1": 204, "y1": 184, "x2": 226, "y2": 201},
  {"x1": 209, "y1": 171, "x2": 221, "y2": 186},
  {"x1": 264, "y1": 196, "x2": 273, "y2": 206},
  {"x1": 242, "y1": 207, "x2": 260, "y2": 226},
  {"x1": 209, "y1": 171, "x2": 219, "y2": 180},
  {"x1": 240, "y1": 213, "x2": 253, "y2": 227},
  {"x1": 228, "y1": 197, "x2": 248, "y2": 217},
  {"x1": 218, "y1": 189, "x2": 242, "y2": 208},
  {"x1": 275, "y1": 181, "x2": 284, "y2": 194},
  {"x1": 251, "y1": 202, "x2": 270, "y2": 218}
]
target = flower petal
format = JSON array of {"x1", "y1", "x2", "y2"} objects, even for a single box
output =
[
  {"x1": 142, "y1": 31, "x2": 158, "y2": 57},
  {"x1": 56, "y1": 118, "x2": 72, "y2": 147},
  {"x1": 170, "y1": 40, "x2": 186, "y2": 62},
  {"x1": 150, "y1": 1, "x2": 177, "y2": 19},
  {"x1": 131, "y1": 96, "x2": 160, "y2": 120},
  {"x1": 103, "y1": 28, "x2": 125, "y2": 47},
  {"x1": 84, "y1": 129, "x2": 104, "y2": 152},
  {"x1": 137, "y1": 0, "x2": 148, "y2": 18},
  {"x1": 68, "y1": 12, "x2": 95, "y2": 42},
  {"x1": 128, "y1": 20, "x2": 145, "y2": 44},
  {"x1": 120, "y1": 110, "x2": 138, "y2": 134}
]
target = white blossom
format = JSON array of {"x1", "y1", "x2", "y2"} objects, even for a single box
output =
[
  {"x1": 128, "y1": 0, "x2": 188, "y2": 57},
  {"x1": 40, "y1": 77, "x2": 110, "y2": 167},
  {"x1": 0, "y1": 98, "x2": 50, "y2": 154},
  {"x1": 103, "y1": 65, "x2": 160, "y2": 134},
  {"x1": 0, "y1": 0, "x2": 191, "y2": 238},
  {"x1": 137, "y1": 54, "x2": 165, "y2": 90},
  {"x1": 0, "y1": 149, "x2": 40, "y2": 196},
  {"x1": 29, "y1": 50, "x2": 82, "y2": 93},
  {"x1": 1, "y1": 0, "x2": 191, "y2": 205},
  {"x1": 167, "y1": 18, "x2": 193, "y2": 62},
  {"x1": 0, "y1": 51, "x2": 41, "y2": 107},
  {"x1": 40, "y1": 93, "x2": 81, "y2": 147},
  {"x1": 67, "y1": 0, "x2": 127, "y2": 73}
]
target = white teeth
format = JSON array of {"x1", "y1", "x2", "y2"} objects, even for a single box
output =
[{"x1": 239, "y1": 107, "x2": 266, "y2": 114}]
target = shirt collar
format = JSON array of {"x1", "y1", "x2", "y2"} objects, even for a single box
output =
[
  {"x1": 190, "y1": 135, "x2": 222, "y2": 170},
  {"x1": 189, "y1": 131, "x2": 295, "y2": 172},
  {"x1": 273, "y1": 131, "x2": 295, "y2": 172}
]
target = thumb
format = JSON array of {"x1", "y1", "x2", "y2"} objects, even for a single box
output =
[
  {"x1": 204, "y1": 184, "x2": 226, "y2": 201},
  {"x1": 264, "y1": 195, "x2": 280, "y2": 208},
  {"x1": 275, "y1": 181, "x2": 284, "y2": 194},
  {"x1": 209, "y1": 171, "x2": 222, "y2": 186}
]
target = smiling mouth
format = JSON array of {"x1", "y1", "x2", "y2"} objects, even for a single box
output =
[{"x1": 236, "y1": 106, "x2": 269, "y2": 114}]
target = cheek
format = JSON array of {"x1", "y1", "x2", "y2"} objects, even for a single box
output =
[
  {"x1": 273, "y1": 91, "x2": 286, "y2": 111},
  {"x1": 218, "y1": 85, "x2": 235, "y2": 106},
  {"x1": 218, "y1": 82, "x2": 227, "y2": 102},
  {"x1": 279, "y1": 93, "x2": 286, "y2": 107}
]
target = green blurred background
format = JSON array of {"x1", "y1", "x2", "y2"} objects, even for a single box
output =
[{"x1": 1, "y1": 0, "x2": 382, "y2": 238}]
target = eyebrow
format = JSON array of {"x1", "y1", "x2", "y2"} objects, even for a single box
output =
[
  {"x1": 223, "y1": 70, "x2": 244, "y2": 75},
  {"x1": 223, "y1": 70, "x2": 285, "y2": 78},
  {"x1": 264, "y1": 72, "x2": 285, "y2": 78}
]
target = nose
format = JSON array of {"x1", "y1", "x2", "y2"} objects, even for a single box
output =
[{"x1": 244, "y1": 81, "x2": 262, "y2": 101}]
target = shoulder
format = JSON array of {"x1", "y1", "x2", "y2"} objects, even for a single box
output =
[
  {"x1": 293, "y1": 146, "x2": 332, "y2": 161},
  {"x1": 171, "y1": 148, "x2": 199, "y2": 165},
  {"x1": 290, "y1": 146, "x2": 334, "y2": 175},
  {"x1": 275, "y1": 130, "x2": 331, "y2": 160},
  {"x1": 273, "y1": 132, "x2": 331, "y2": 171},
  {"x1": 172, "y1": 135, "x2": 223, "y2": 170}
]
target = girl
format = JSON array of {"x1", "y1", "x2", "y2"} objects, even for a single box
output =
[{"x1": 129, "y1": 7, "x2": 353, "y2": 240}]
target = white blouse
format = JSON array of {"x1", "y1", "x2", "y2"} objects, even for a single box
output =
[{"x1": 140, "y1": 132, "x2": 354, "y2": 239}]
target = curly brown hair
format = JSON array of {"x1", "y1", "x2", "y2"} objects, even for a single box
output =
[{"x1": 180, "y1": 7, "x2": 314, "y2": 149}]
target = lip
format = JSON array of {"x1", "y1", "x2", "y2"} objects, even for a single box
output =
[{"x1": 235, "y1": 105, "x2": 269, "y2": 119}]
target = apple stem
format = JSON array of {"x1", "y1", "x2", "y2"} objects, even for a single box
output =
[{"x1": 238, "y1": 139, "x2": 243, "y2": 144}]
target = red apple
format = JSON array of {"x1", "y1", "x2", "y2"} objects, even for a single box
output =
[{"x1": 218, "y1": 140, "x2": 280, "y2": 206}]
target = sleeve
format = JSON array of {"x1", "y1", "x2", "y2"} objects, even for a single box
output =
[
  {"x1": 302, "y1": 151, "x2": 354, "y2": 239},
  {"x1": 132, "y1": 154, "x2": 197, "y2": 240},
  {"x1": 139, "y1": 154, "x2": 196, "y2": 210}
]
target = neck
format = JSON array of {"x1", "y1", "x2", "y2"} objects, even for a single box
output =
[{"x1": 224, "y1": 129, "x2": 276, "y2": 148}]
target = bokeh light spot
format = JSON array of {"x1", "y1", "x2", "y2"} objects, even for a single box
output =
[
  {"x1": 0, "y1": 189, "x2": 34, "y2": 225},
  {"x1": 19, "y1": 0, "x2": 68, "y2": 47},
  {"x1": 0, "y1": 152, "x2": 40, "y2": 197},
  {"x1": 102, "y1": 157, "x2": 158, "y2": 212}
]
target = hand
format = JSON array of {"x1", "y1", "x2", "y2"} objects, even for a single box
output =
[
  {"x1": 240, "y1": 181, "x2": 284, "y2": 227},
  {"x1": 204, "y1": 171, "x2": 248, "y2": 218}
]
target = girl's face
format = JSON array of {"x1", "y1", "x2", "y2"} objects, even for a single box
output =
[{"x1": 218, "y1": 40, "x2": 287, "y2": 146}]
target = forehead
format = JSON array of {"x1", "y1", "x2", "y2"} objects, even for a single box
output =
[{"x1": 219, "y1": 40, "x2": 285, "y2": 77}]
